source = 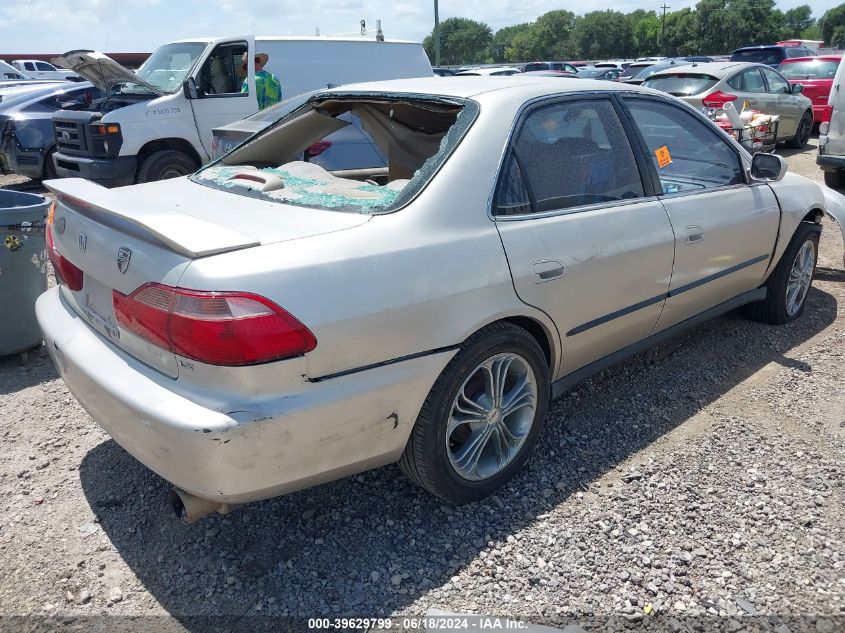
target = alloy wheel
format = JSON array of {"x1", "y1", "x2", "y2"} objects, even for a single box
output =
[
  {"x1": 446, "y1": 352, "x2": 538, "y2": 481},
  {"x1": 785, "y1": 239, "x2": 815, "y2": 316}
]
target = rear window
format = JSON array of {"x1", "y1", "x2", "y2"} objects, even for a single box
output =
[
  {"x1": 731, "y1": 49, "x2": 783, "y2": 65},
  {"x1": 780, "y1": 60, "x2": 839, "y2": 79},
  {"x1": 195, "y1": 95, "x2": 476, "y2": 214},
  {"x1": 523, "y1": 63, "x2": 549, "y2": 72},
  {"x1": 642, "y1": 73, "x2": 719, "y2": 96}
]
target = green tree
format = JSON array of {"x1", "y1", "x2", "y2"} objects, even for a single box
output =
[
  {"x1": 782, "y1": 5, "x2": 814, "y2": 38},
  {"x1": 490, "y1": 23, "x2": 532, "y2": 63},
  {"x1": 571, "y1": 10, "x2": 635, "y2": 59},
  {"x1": 821, "y1": 4, "x2": 845, "y2": 47},
  {"x1": 423, "y1": 17, "x2": 493, "y2": 66},
  {"x1": 662, "y1": 8, "x2": 698, "y2": 56},
  {"x1": 628, "y1": 10, "x2": 661, "y2": 57},
  {"x1": 508, "y1": 10, "x2": 576, "y2": 61}
]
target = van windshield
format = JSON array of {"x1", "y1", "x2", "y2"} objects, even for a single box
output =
[
  {"x1": 134, "y1": 42, "x2": 207, "y2": 94},
  {"x1": 194, "y1": 94, "x2": 476, "y2": 214}
]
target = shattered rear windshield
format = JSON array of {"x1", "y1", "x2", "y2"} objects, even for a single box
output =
[{"x1": 193, "y1": 94, "x2": 476, "y2": 214}]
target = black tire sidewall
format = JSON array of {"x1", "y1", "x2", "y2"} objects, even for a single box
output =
[
  {"x1": 137, "y1": 150, "x2": 198, "y2": 183},
  {"x1": 766, "y1": 223, "x2": 820, "y2": 323},
  {"x1": 415, "y1": 326, "x2": 550, "y2": 502}
]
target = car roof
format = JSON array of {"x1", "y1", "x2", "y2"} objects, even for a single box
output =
[
  {"x1": 781, "y1": 55, "x2": 842, "y2": 63},
  {"x1": 646, "y1": 61, "x2": 758, "y2": 79},
  {"x1": 317, "y1": 76, "x2": 659, "y2": 101},
  {"x1": 734, "y1": 44, "x2": 796, "y2": 51}
]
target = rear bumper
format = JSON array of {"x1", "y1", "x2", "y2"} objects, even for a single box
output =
[
  {"x1": 816, "y1": 153, "x2": 845, "y2": 172},
  {"x1": 53, "y1": 152, "x2": 136, "y2": 187},
  {"x1": 36, "y1": 287, "x2": 452, "y2": 504}
]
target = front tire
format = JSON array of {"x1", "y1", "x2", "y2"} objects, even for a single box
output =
[
  {"x1": 747, "y1": 222, "x2": 820, "y2": 324},
  {"x1": 784, "y1": 111, "x2": 813, "y2": 149},
  {"x1": 399, "y1": 322, "x2": 550, "y2": 503},
  {"x1": 136, "y1": 150, "x2": 198, "y2": 183},
  {"x1": 824, "y1": 170, "x2": 845, "y2": 189}
]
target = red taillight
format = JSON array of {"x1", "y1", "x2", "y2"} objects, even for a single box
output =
[
  {"x1": 702, "y1": 91, "x2": 739, "y2": 108},
  {"x1": 46, "y1": 224, "x2": 84, "y2": 291},
  {"x1": 112, "y1": 283, "x2": 317, "y2": 366},
  {"x1": 821, "y1": 104, "x2": 833, "y2": 124},
  {"x1": 306, "y1": 140, "x2": 332, "y2": 158}
]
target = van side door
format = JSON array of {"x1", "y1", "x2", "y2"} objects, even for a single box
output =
[
  {"x1": 494, "y1": 96, "x2": 676, "y2": 377},
  {"x1": 621, "y1": 96, "x2": 780, "y2": 333},
  {"x1": 187, "y1": 37, "x2": 257, "y2": 159}
]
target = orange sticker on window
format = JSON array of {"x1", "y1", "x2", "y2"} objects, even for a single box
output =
[{"x1": 655, "y1": 145, "x2": 672, "y2": 168}]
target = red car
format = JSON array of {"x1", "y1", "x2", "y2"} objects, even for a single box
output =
[{"x1": 778, "y1": 55, "x2": 842, "y2": 124}]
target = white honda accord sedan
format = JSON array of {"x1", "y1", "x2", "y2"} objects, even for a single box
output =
[{"x1": 37, "y1": 77, "x2": 828, "y2": 522}]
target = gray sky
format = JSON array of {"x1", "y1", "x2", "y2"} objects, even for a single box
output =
[{"x1": 0, "y1": 1, "x2": 839, "y2": 53}]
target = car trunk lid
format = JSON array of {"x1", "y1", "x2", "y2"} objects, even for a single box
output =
[{"x1": 45, "y1": 177, "x2": 370, "y2": 377}]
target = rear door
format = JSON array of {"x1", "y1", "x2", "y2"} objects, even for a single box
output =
[
  {"x1": 726, "y1": 66, "x2": 778, "y2": 116},
  {"x1": 621, "y1": 96, "x2": 780, "y2": 333},
  {"x1": 760, "y1": 66, "x2": 803, "y2": 136},
  {"x1": 494, "y1": 95, "x2": 675, "y2": 376}
]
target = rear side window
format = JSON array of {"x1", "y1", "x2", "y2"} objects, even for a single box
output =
[
  {"x1": 494, "y1": 99, "x2": 644, "y2": 215},
  {"x1": 760, "y1": 67, "x2": 791, "y2": 94},
  {"x1": 642, "y1": 73, "x2": 719, "y2": 96},
  {"x1": 35, "y1": 62, "x2": 54, "y2": 71},
  {"x1": 24, "y1": 62, "x2": 35, "y2": 71},
  {"x1": 625, "y1": 99, "x2": 744, "y2": 194},
  {"x1": 727, "y1": 68, "x2": 767, "y2": 93},
  {"x1": 780, "y1": 60, "x2": 839, "y2": 79}
]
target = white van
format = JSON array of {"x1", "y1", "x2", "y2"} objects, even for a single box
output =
[
  {"x1": 818, "y1": 58, "x2": 845, "y2": 187},
  {"x1": 50, "y1": 35, "x2": 432, "y2": 186},
  {"x1": 10, "y1": 60, "x2": 81, "y2": 81}
]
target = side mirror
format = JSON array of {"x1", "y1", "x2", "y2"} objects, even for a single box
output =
[
  {"x1": 792, "y1": 83, "x2": 804, "y2": 94},
  {"x1": 751, "y1": 153, "x2": 788, "y2": 182},
  {"x1": 182, "y1": 77, "x2": 199, "y2": 100}
]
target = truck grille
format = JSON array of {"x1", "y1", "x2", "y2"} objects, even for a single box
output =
[{"x1": 54, "y1": 119, "x2": 87, "y2": 154}]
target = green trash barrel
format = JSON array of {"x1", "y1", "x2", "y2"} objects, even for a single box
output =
[{"x1": 0, "y1": 189, "x2": 49, "y2": 357}]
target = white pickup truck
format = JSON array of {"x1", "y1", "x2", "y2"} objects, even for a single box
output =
[
  {"x1": 10, "y1": 59, "x2": 80, "y2": 81},
  {"x1": 50, "y1": 34, "x2": 432, "y2": 187}
]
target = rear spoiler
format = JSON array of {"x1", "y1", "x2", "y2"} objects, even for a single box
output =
[{"x1": 45, "y1": 178, "x2": 259, "y2": 258}]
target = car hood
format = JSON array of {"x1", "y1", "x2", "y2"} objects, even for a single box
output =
[{"x1": 52, "y1": 50, "x2": 162, "y2": 96}]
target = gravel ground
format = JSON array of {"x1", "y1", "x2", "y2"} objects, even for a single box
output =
[{"x1": 1, "y1": 139, "x2": 843, "y2": 632}]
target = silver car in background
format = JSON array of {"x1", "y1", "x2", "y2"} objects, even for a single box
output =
[
  {"x1": 37, "y1": 78, "x2": 828, "y2": 522},
  {"x1": 643, "y1": 61, "x2": 814, "y2": 148}
]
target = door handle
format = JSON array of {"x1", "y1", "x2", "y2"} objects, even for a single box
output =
[
  {"x1": 684, "y1": 225, "x2": 704, "y2": 245},
  {"x1": 531, "y1": 259, "x2": 565, "y2": 283}
]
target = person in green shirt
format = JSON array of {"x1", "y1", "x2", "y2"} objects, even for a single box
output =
[{"x1": 241, "y1": 52, "x2": 281, "y2": 110}]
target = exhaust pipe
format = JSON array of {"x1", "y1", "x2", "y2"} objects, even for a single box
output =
[{"x1": 169, "y1": 488, "x2": 238, "y2": 524}]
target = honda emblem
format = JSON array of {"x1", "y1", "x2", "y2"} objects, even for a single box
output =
[{"x1": 117, "y1": 247, "x2": 131, "y2": 274}]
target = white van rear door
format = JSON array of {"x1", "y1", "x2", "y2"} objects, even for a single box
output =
[{"x1": 188, "y1": 35, "x2": 258, "y2": 159}]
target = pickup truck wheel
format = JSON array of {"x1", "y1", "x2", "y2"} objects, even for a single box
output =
[
  {"x1": 137, "y1": 150, "x2": 198, "y2": 183},
  {"x1": 784, "y1": 112, "x2": 813, "y2": 150},
  {"x1": 399, "y1": 322, "x2": 549, "y2": 503},
  {"x1": 824, "y1": 170, "x2": 845, "y2": 189},
  {"x1": 42, "y1": 148, "x2": 57, "y2": 180},
  {"x1": 747, "y1": 222, "x2": 820, "y2": 325}
]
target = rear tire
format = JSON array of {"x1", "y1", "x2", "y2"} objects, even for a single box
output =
[
  {"x1": 824, "y1": 169, "x2": 845, "y2": 189},
  {"x1": 746, "y1": 222, "x2": 820, "y2": 325},
  {"x1": 399, "y1": 322, "x2": 550, "y2": 503},
  {"x1": 784, "y1": 111, "x2": 813, "y2": 149},
  {"x1": 42, "y1": 148, "x2": 57, "y2": 180},
  {"x1": 136, "y1": 150, "x2": 198, "y2": 183}
]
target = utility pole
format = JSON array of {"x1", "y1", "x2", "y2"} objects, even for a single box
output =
[
  {"x1": 434, "y1": 0, "x2": 441, "y2": 67},
  {"x1": 660, "y1": 4, "x2": 670, "y2": 50}
]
